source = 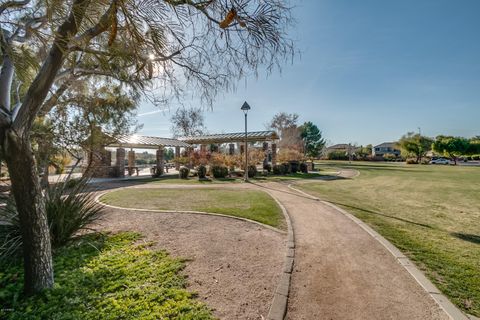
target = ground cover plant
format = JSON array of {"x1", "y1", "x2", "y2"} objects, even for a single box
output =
[
  {"x1": 299, "y1": 161, "x2": 480, "y2": 316},
  {"x1": 100, "y1": 188, "x2": 284, "y2": 229},
  {"x1": 0, "y1": 232, "x2": 214, "y2": 320}
]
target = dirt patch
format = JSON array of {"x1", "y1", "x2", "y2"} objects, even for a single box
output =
[{"x1": 97, "y1": 207, "x2": 285, "y2": 320}]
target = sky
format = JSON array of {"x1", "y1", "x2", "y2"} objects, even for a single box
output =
[{"x1": 136, "y1": 0, "x2": 480, "y2": 147}]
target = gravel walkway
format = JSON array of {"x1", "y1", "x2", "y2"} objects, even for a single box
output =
[
  {"x1": 96, "y1": 206, "x2": 285, "y2": 320},
  {"x1": 250, "y1": 180, "x2": 449, "y2": 320}
]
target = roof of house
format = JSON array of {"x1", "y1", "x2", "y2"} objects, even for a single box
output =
[
  {"x1": 327, "y1": 143, "x2": 351, "y2": 150},
  {"x1": 374, "y1": 142, "x2": 398, "y2": 149},
  {"x1": 178, "y1": 130, "x2": 279, "y2": 144}
]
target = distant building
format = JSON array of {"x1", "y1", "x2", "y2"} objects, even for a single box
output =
[{"x1": 372, "y1": 142, "x2": 401, "y2": 157}]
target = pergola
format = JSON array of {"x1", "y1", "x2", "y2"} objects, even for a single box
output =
[
  {"x1": 107, "y1": 135, "x2": 191, "y2": 177},
  {"x1": 178, "y1": 131, "x2": 279, "y2": 144},
  {"x1": 88, "y1": 131, "x2": 279, "y2": 178}
]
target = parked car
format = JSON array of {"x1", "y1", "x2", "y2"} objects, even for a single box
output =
[{"x1": 429, "y1": 158, "x2": 452, "y2": 165}]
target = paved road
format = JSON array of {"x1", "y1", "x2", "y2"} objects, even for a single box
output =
[{"x1": 250, "y1": 180, "x2": 449, "y2": 320}]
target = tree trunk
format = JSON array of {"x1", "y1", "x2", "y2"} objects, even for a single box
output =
[{"x1": 1, "y1": 129, "x2": 53, "y2": 295}]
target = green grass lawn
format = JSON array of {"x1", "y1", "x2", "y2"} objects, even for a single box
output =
[
  {"x1": 299, "y1": 161, "x2": 480, "y2": 316},
  {"x1": 0, "y1": 233, "x2": 214, "y2": 320},
  {"x1": 100, "y1": 188, "x2": 285, "y2": 229}
]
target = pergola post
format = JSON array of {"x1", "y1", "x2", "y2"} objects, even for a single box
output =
[
  {"x1": 128, "y1": 149, "x2": 135, "y2": 176},
  {"x1": 263, "y1": 142, "x2": 269, "y2": 167},
  {"x1": 175, "y1": 146, "x2": 181, "y2": 170},
  {"x1": 116, "y1": 148, "x2": 126, "y2": 178},
  {"x1": 271, "y1": 143, "x2": 277, "y2": 166},
  {"x1": 229, "y1": 143, "x2": 235, "y2": 155},
  {"x1": 156, "y1": 146, "x2": 164, "y2": 176},
  {"x1": 200, "y1": 144, "x2": 207, "y2": 152},
  {"x1": 240, "y1": 144, "x2": 244, "y2": 155}
]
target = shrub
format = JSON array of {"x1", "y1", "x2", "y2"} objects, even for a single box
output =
[
  {"x1": 281, "y1": 163, "x2": 291, "y2": 174},
  {"x1": 327, "y1": 151, "x2": 348, "y2": 160},
  {"x1": 272, "y1": 165, "x2": 282, "y2": 175},
  {"x1": 383, "y1": 153, "x2": 397, "y2": 161},
  {"x1": 179, "y1": 166, "x2": 190, "y2": 179},
  {"x1": 197, "y1": 165, "x2": 207, "y2": 179},
  {"x1": 472, "y1": 155, "x2": 480, "y2": 160},
  {"x1": 247, "y1": 165, "x2": 257, "y2": 178},
  {"x1": 299, "y1": 162, "x2": 308, "y2": 173},
  {"x1": 406, "y1": 158, "x2": 418, "y2": 164},
  {"x1": 211, "y1": 165, "x2": 228, "y2": 178},
  {"x1": 0, "y1": 177, "x2": 104, "y2": 261},
  {"x1": 289, "y1": 161, "x2": 299, "y2": 173},
  {"x1": 263, "y1": 163, "x2": 272, "y2": 173},
  {"x1": 65, "y1": 177, "x2": 82, "y2": 189}
]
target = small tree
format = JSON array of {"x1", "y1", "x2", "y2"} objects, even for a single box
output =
[
  {"x1": 300, "y1": 121, "x2": 325, "y2": 158},
  {"x1": 432, "y1": 136, "x2": 470, "y2": 165},
  {"x1": 397, "y1": 132, "x2": 433, "y2": 163},
  {"x1": 170, "y1": 107, "x2": 205, "y2": 138},
  {"x1": 267, "y1": 112, "x2": 299, "y2": 137}
]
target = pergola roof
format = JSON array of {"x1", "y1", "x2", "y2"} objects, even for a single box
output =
[
  {"x1": 109, "y1": 135, "x2": 191, "y2": 149},
  {"x1": 179, "y1": 131, "x2": 279, "y2": 144}
]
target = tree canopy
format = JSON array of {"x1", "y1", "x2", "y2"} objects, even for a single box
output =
[
  {"x1": 0, "y1": 0, "x2": 295, "y2": 294},
  {"x1": 170, "y1": 107, "x2": 205, "y2": 137},
  {"x1": 432, "y1": 135, "x2": 470, "y2": 164},
  {"x1": 300, "y1": 121, "x2": 325, "y2": 158},
  {"x1": 397, "y1": 132, "x2": 433, "y2": 162}
]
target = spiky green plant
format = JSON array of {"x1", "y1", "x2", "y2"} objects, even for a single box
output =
[{"x1": 0, "y1": 177, "x2": 103, "y2": 262}]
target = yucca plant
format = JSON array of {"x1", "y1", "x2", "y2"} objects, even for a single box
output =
[{"x1": 0, "y1": 177, "x2": 104, "y2": 262}]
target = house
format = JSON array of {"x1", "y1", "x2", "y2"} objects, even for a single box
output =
[{"x1": 372, "y1": 142, "x2": 401, "y2": 157}]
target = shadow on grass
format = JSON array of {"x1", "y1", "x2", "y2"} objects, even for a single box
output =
[
  {"x1": 451, "y1": 232, "x2": 480, "y2": 245},
  {"x1": 326, "y1": 200, "x2": 434, "y2": 229}
]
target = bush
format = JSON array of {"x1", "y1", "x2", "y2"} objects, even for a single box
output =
[
  {"x1": 263, "y1": 163, "x2": 272, "y2": 173},
  {"x1": 289, "y1": 161, "x2": 299, "y2": 173},
  {"x1": 0, "y1": 177, "x2": 104, "y2": 261},
  {"x1": 179, "y1": 166, "x2": 190, "y2": 179},
  {"x1": 472, "y1": 155, "x2": 480, "y2": 160},
  {"x1": 272, "y1": 165, "x2": 282, "y2": 175},
  {"x1": 299, "y1": 162, "x2": 308, "y2": 173},
  {"x1": 406, "y1": 158, "x2": 418, "y2": 164},
  {"x1": 247, "y1": 165, "x2": 257, "y2": 178},
  {"x1": 327, "y1": 151, "x2": 348, "y2": 160},
  {"x1": 383, "y1": 153, "x2": 397, "y2": 161},
  {"x1": 197, "y1": 165, "x2": 207, "y2": 179},
  {"x1": 211, "y1": 165, "x2": 228, "y2": 179},
  {"x1": 281, "y1": 162, "x2": 291, "y2": 174}
]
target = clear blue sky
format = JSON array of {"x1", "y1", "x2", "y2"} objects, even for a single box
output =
[{"x1": 137, "y1": 0, "x2": 480, "y2": 146}]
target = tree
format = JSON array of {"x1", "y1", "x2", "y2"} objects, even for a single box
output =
[
  {"x1": 397, "y1": 132, "x2": 433, "y2": 163},
  {"x1": 299, "y1": 121, "x2": 325, "y2": 158},
  {"x1": 357, "y1": 144, "x2": 372, "y2": 160},
  {"x1": 267, "y1": 112, "x2": 299, "y2": 138},
  {"x1": 432, "y1": 136, "x2": 470, "y2": 165},
  {"x1": 170, "y1": 107, "x2": 205, "y2": 137},
  {"x1": 0, "y1": 0, "x2": 294, "y2": 294},
  {"x1": 466, "y1": 136, "x2": 480, "y2": 155}
]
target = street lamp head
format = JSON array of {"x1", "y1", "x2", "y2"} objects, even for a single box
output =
[{"x1": 241, "y1": 101, "x2": 251, "y2": 114}]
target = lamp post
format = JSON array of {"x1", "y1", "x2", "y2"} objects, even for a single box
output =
[{"x1": 241, "y1": 101, "x2": 251, "y2": 181}]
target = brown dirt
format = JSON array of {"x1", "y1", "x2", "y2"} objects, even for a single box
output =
[
  {"x1": 96, "y1": 205, "x2": 285, "y2": 320},
  {"x1": 250, "y1": 181, "x2": 449, "y2": 320}
]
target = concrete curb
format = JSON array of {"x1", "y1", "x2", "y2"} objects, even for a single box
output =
[
  {"x1": 94, "y1": 191, "x2": 286, "y2": 234},
  {"x1": 287, "y1": 183, "x2": 474, "y2": 320},
  {"x1": 261, "y1": 189, "x2": 295, "y2": 320}
]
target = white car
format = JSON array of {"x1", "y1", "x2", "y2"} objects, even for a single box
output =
[{"x1": 429, "y1": 158, "x2": 452, "y2": 165}]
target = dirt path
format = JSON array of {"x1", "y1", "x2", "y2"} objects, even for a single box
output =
[
  {"x1": 249, "y1": 181, "x2": 449, "y2": 320},
  {"x1": 97, "y1": 206, "x2": 285, "y2": 320}
]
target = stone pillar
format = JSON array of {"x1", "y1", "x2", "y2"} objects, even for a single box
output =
[
  {"x1": 187, "y1": 147, "x2": 194, "y2": 168},
  {"x1": 240, "y1": 145, "x2": 245, "y2": 155},
  {"x1": 200, "y1": 144, "x2": 207, "y2": 152},
  {"x1": 116, "y1": 148, "x2": 125, "y2": 178},
  {"x1": 128, "y1": 149, "x2": 135, "y2": 176},
  {"x1": 229, "y1": 144, "x2": 235, "y2": 155},
  {"x1": 156, "y1": 146, "x2": 164, "y2": 176},
  {"x1": 175, "y1": 146, "x2": 181, "y2": 170},
  {"x1": 263, "y1": 142, "x2": 269, "y2": 167},
  {"x1": 271, "y1": 143, "x2": 277, "y2": 166}
]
